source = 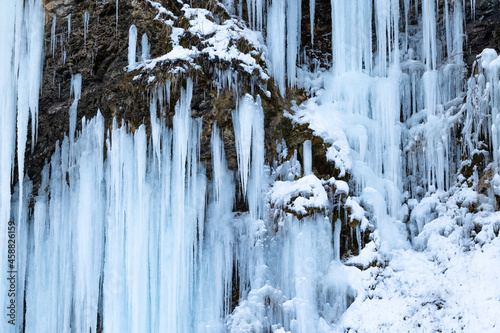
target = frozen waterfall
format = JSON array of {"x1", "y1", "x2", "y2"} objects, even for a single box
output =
[{"x1": 1, "y1": 0, "x2": 490, "y2": 332}]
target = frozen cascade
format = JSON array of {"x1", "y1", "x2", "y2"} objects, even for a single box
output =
[
  {"x1": 266, "y1": 0, "x2": 286, "y2": 95},
  {"x1": 247, "y1": 0, "x2": 264, "y2": 31},
  {"x1": 267, "y1": 0, "x2": 302, "y2": 95},
  {"x1": 288, "y1": 0, "x2": 466, "y2": 251},
  {"x1": 232, "y1": 94, "x2": 262, "y2": 203},
  {"x1": 195, "y1": 124, "x2": 235, "y2": 331},
  {"x1": 0, "y1": 1, "x2": 44, "y2": 331},
  {"x1": 14, "y1": 73, "x2": 355, "y2": 331},
  {"x1": 286, "y1": 0, "x2": 301, "y2": 88},
  {"x1": 25, "y1": 114, "x2": 105, "y2": 333},
  {"x1": 331, "y1": 0, "x2": 373, "y2": 75},
  {"x1": 465, "y1": 49, "x2": 500, "y2": 173},
  {"x1": 2, "y1": 0, "x2": 492, "y2": 331}
]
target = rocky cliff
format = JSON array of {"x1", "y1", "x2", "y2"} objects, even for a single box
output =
[{"x1": 21, "y1": 0, "x2": 498, "y2": 262}]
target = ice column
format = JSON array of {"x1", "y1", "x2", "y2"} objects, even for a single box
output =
[
  {"x1": 286, "y1": 0, "x2": 301, "y2": 87},
  {"x1": 0, "y1": 2, "x2": 19, "y2": 331},
  {"x1": 331, "y1": 0, "x2": 373, "y2": 75},
  {"x1": 141, "y1": 33, "x2": 150, "y2": 62},
  {"x1": 25, "y1": 114, "x2": 105, "y2": 333},
  {"x1": 24, "y1": 80, "x2": 215, "y2": 331},
  {"x1": 67, "y1": 13, "x2": 71, "y2": 37},
  {"x1": 195, "y1": 124, "x2": 235, "y2": 331},
  {"x1": 0, "y1": 2, "x2": 44, "y2": 331},
  {"x1": 51, "y1": 15, "x2": 56, "y2": 56},
  {"x1": 303, "y1": 140, "x2": 312, "y2": 175},
  {"x1": 84, "y1": 11, "x2": 89, "y2": 47},
  {"x1": 267, "y1": 0, "x2": 286, "y2": 95},
  {"x1": 16, "y1": 0, "x2": 45, "y2": 220},
  {"x1": 247, "y1": 0, "x2": 264, "y2": 31},
  {"x1": 69, "y1": 73, "x2": 82, "y2": 146},
  {"x1": 128, "y1": 24, "x2": 137, "y2": 70},
  {"x1": 232, "y1": 94, "x2": 265, "y2": 218},
  {"x1": 267, "y1": 0, "x2": 302, "y2": 94},
  {"x1": 310, "y1": 0, "x2": 315, "y2": 45}
]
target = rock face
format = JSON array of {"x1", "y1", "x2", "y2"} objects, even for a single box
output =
[
  {"x1": 26, "y1": 0, "x2": 500, "y2": 254},
  {"x1": 465, "y1": 0, "x2": 500, "y2": 69},
  {"x1": 30, "y1": 0, "x2": 337, "y2": 196}
]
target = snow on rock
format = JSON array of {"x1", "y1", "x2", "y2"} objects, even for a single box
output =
[
  {"x1": 345, "y1": 197, "x2": 368, "y2": 229},
  {"x1": 336, "y1": 180, "x2": 500, "y2": 332},
  {"x1": 338, "y1": 216, "x2": 500, "y2": 333},
  {"x1": 137, "y1": 2, "x2": 269, "y2": 83},
  {"x1": 270, "y1": 174, "x2": 329, "y2": 216},
  {"x1": 286, "y1": 98, "x2": 352, "y2": 178}
]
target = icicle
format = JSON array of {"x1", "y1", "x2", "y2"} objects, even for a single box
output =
[
  {"x1": 84, "y1": 11, "x2": 89, "y2": 47},
  {"x1": 195, "y1": 124, "x2": 235, "y2": 330},
  {"x1": 69, "y1": 74, "x2": 82, "y2": 145},
  {"x1": 149, "y1": 91, "x2": 161, "y2": 167},
  {"x1": 303, "y1": 140, "x2": 312, "y2": 175},
  {"x1": 128, "y1": 24, "x2": 137, "y2": 71},
  {"x1": 444, "y1": 0, "x2": 452, "y2": 58},
  {"x1": 116, "y1": 0, "x2": 119, "y2": 35},
  {"x1": 422, "y1": 0, "x2": 437, "y2": 70},
  {"x1": 310, "y1": 0, "x2": 315, "y2": 45},
  {"x1": 374, "y1": 0, "x2": 400, "y2": 74},
  {"x1": 232, "y1": 94, "x2": 264, "y2": 201},
  {"x1": 0, "y1": 3, "x2": 45, "y2": 329},
  {"x1": 247, "y1": 96, "x2": 265, "y2": 219},
  {"x1": 267, "y1": 0, "x2": 286, "y2": 95},
  {"x1": 51, "y1": 15, "x2": 56, "y2": 56},
  {"x1": 0, "y1": 3, "x2": 19, "y2": 330},
  {"x1": 286, "y1": 0, "x2": 301, "y2": 87},
  {"x1": 141, "y1": 33, "x2": 150, "y2": 62},
  {"x1": 453, "y1": 0, "x2": 464, "y2": 64},
  {"x1": 331, "y1": 0, "x2": 373, "y2": 75},
  {"x1": 334, "y1": 219, "x2": 341, "y2": 261},
  {"x1": 68, "y1": 13, "x2": 71, "y2": 37},
  {"x1": 16, "y1": 0, "x2": 45, "y2": 233},
  {"x1": 403, "y1": 0, "x2": 409, "y2": 50},
  {"x1": 246, "y1": 0, "x2": 264, "y2": 31}
]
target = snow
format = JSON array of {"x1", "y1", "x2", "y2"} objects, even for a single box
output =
[
  {"x1": 338, "y1": 221, "x2": 500, "y2": 333},
  {"x1": 270, "y1": 174, "x2": 329, "y2": 216},
  {"x1": 137, "y1": 3, "x2": 269, "y2": 82}
]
